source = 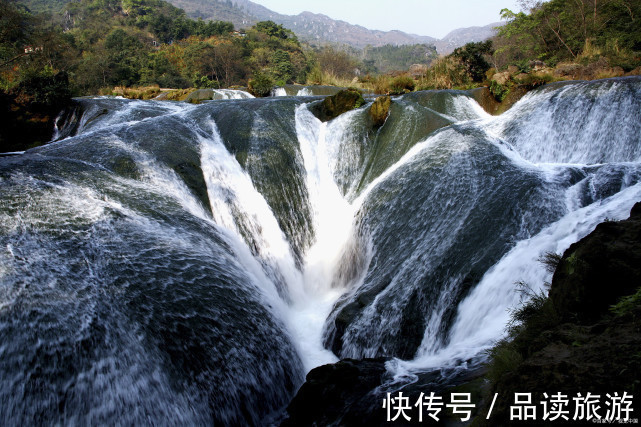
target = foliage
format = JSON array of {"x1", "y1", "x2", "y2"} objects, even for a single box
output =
[
  {"x1": 247, "y1": 71, "x2": 274, "y2": 97},
  {"x1": 489, "y1": 80, "x2": 509, "y2": 102},
  {"x1": 254, "y1": 20, "x2": 295, "y2": 40},
  {"x1": 111, "y1": 84, "x2": 161, "y2": 99},
  {"x1": 361, "y1": 44, "x2": 438, "y2": 74},
  {"x1": 14, "y1": 68, "x2": 70, "y2": 107},
  {"x1": 388, "y1": 75, "x2": 415, "y2": 95},
  {"x1": 610, "y1": 286, "x2": 641, "y2": 317},
  {"x1": 1, "y1": 0, "x2": 315, "y2": 96},
  {"x1": 452, "y1": 40, "x2": 494, "y2": 82},
  {"x1": 314, "y1": 46, "x2": 358, "y2": 80},
  {"x1": 538, "y1": 251, "x2": 562, "y2": 274},
  {"x1": 416, "y1": 56, "x2": 470, "y2": 90},
  {"x1": 495, "y1": 0, "x2": 641, "y2": 68},
  {"x1": 485, "y1": 281, "x2": 557, "y2": 382},
  {"x1": 515, "y1": 72, "x2": 554, "y2": 89}
]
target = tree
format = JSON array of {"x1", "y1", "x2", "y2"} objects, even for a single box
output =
[
  {"x1": 496, "y1": 0, "x2": 641, "y2": 67},
  {"x1": 452, "y1": 41, "x2": 494, "y2": 82},
  {"x1": 254, "y1": 21, "x2": 294, "y2": 40},
  {"x1": 316, "y1": 46, "x2": 358, "y2": 79}
]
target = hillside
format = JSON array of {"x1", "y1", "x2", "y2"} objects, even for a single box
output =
[
  {"x1": 19, "y1": 0, "x2": 498, "y2": 51},
  {"x1": 162, "y1": 0, "x2": 503, "y2": 51},
  {"x1": 434, "y1": 22, "x2": 502, "y2": 54}
]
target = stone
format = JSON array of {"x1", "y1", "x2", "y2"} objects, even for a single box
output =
[
  {"x1": 309, "y1": 89, "x2": 365, "y2": 122},
  {"x1": 492, "y1": 71, "x2": 510, "y2": 85},
  {"x1": 281, "y1": 358, "x2": 390, "y2": 426},
  {"x1": 550, "y1": 202, "x2": 641, "y2": 323},
  {"x1": 369, "y1": 95, "x2": 391, "y2": 127}
]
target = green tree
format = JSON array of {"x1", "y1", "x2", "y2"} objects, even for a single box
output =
[{"x1": 452, "y1": 40, "x2": 494, "y2": 82}]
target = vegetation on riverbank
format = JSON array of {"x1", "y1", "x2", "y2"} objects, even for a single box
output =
[
  {"x1": 475, "y1": 203, "x2": 641, "y2": 424},
  {"x1": 2, "y1": 0, "x2": 641, "y2": 150}
]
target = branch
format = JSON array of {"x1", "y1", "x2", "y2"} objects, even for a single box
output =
[
  {"x1": 0, "y1": 52, "x2": 30, "y2": 68},
  {"x1": 546, "y1": 15, "x2": 577, "y2": 59}
]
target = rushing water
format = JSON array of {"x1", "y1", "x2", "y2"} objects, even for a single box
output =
[{"x1": 1, "y1": 77, "x2": 640, "y2": 424}]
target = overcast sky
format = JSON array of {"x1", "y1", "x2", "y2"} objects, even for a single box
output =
[{"x1": 253, "y1": 0, "x2": 523, "y2": 39}]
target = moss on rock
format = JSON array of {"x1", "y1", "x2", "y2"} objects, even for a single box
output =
[
  {"x1": 310, "y1": 88, "x2": 365, "y2": 122},
  {"x1": 369, "y1": 95, "x2": 391, "y2": 128}
]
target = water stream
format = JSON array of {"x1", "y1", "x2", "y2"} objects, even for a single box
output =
[{"x1": 1, "y1": 77, "x2": 640, "y2": 424}]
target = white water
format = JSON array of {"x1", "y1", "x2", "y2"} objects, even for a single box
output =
[
  {"x1": 159, "y1": 83, "x2": 640, "y2": 377},
  {"x1": 381, "y1": 80, "x2": 641, "y2": 375},
  {"x1": 2, "y1": 80, "x2": 640, "y2": 423},
  {"x1": 271, "y1": 87, "x2": 287, "y2": 97},
  {"x1": 401, "y1": 182, "x2": 641, "y2": 371},
  {"x1": 197, "y1": 114, "x2": 348, "y2": 372},
  {"x1": 488, "y1": 79, "x2": 641, "y2": 164},
  {"x1": 211, "y1": 89, "x2": 254, "y2": 100}
]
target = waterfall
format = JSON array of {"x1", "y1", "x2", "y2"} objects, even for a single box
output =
[
  {"x1": 211, "y1": 89, "x2": 255, "y2": 99},
  {"x1": 271, "y1": 87, "x2": 287, "y2": 97},
  {"x1": 1, "y1": 76, "x2": 640, "y2": 423}
]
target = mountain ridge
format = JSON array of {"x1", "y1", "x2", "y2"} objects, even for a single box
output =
[{"x1": 167, "y1": 0, "x2": 500, "y2": 52}]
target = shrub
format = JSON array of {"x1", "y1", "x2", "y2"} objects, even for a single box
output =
[
  {"x1": 611, "y1": 286, "x2": 641, "y2": 317},
  {"x1": 489, "y1": 80, "x2": 510, "y2": 102},
  {"x1": 416, "y1": 56, "x2": 470, "y2": 90},
  {"x1": 247, "y1": 72, "x2": 274, "y2": 97},
  {"x1": 514, "y1": 73, "x2": 553, "y2": 89},
  {"x1": 388, "y1": 75, "x2": 415, "y2": 95},
  {"x1": 452, "y1": 40, "x2": 494, "y2": 82},
  {"x1": 14, "y1": 69, "x2": 71, "y2": 109},
  {"x1": 193, "y1": 75, "x2": 220, "y2": 89}
]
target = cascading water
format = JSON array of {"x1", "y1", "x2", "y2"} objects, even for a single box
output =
[{"x1": 1, "y1": 77, "x2": 640, "y2": 424}]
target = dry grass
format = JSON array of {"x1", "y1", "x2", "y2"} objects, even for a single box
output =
[
  {"x1": 416, "y1": 56, "x2": 470, "y2": 90},
  {"x1": 161, "y1": 88, "x2": 194, "y2": 101},
  {"x1": 111, "y1": 85, "x2": 162, "y2": 100}
]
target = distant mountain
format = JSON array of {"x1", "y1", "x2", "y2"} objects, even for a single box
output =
[
  {"x1": 433, "y1": 22, "x2": 503, "y2": 54},
  {"x1": 167, "y1": 0, "x2": 255, "y2": 26},
  {"x1": 21, "y1": 0, "x2": 500, "y2": 52},
  {"x1": 167, "y1": 0, "x2": 499, "y2": 51}
]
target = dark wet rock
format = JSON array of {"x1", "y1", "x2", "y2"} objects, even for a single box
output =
[
  {"x1": 369, "y1": 96, "x2": 391, "y2": 128},
  {"x1": 282, "y1": 358, "x2": 390, "y2": 426},
  {"x1": 469, "y1": 86, "x2": 530, "y2": 115},
  {"x1": 475, "y1": 202, "x2": 641, "y2": 425},
  {"x1": 550, "y1": 202, "x2": 641, "y2": 323},
  {"x1": 281, "y1": 358, "x2": 489, "y2": 426},
  {"x1": 310, "y1": 89, "x2": 365, "y2": 122}
]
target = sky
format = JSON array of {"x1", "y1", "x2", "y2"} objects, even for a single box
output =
[{"x1": 253, "y1": 0, "x2": 523, "y2": 39}]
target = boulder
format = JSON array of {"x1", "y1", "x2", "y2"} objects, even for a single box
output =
[
  {"x1": 529, "y1": 60, "x2": 547, "y2": 71},
  {"x1": 309, "y1": 88, "x2": 365, "y2": 122},
  {"x1": 184, "y1": 88, "x2": 215, "y2": 103},
  {"x1": 549, "y1": 202, "x2": 641, "y2": 323},
  {"x1": 475, "y1": 202, "x2": 641, "y2": 424},
  {"x1": 369, "y1": 95, "x2": 391, "y2": 127},
  {"x1": 514, "y1": 73, "x2": 530, "y2": 82},
  {"x1": 492, "y1": 71, "x2": 510, "y2": 85},
  {"x1": 282, "y1": 358, "x2": 390, "y2": 426}
]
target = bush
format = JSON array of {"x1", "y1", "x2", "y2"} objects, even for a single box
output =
[
  {"x1": 388, "y1": 75, "x2": 415, "y2": 95},
  {"x1": 248, "y1": 72, "x2": 274, "y2": 97},
  {"x1": 193, "y1": 75, "x2": 220, "y2": 89},
  {"x1": 14, "y1": 69, "x2": 72, "y2": 109},
  {"x1": 452, "y1": 40, "x2": 494, "y2": 82},
  {"x1": 515, "y1": 73, "x2": 553, "y2": 89},
  {"x1": 416, "y1": 56, "x2": 470, "y2": 90},
  {"x1": 489, "y1": 80, "x2": 510, "y2": 102}
]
